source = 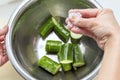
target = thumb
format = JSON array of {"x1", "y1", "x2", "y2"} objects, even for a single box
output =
[
  {"x1": 0, "y1": 55, "x2": 8, "y2": 66},
  {"x1": 0, "y1": 26, "x2": 8, "y2": 36}
]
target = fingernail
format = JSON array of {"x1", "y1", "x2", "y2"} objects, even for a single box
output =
[
  {"x1": 65, "y1": 18, "x2": 69, "y2": 24},
  {"x1": 66, "y1": 22, "x2": 74, "y2": 30},
  {"x1": 68, "y1": 9, "x2": 74, "y2": 13},
  {"x1": 71, "y1": 26, "x2": 81, "y2": 33}
]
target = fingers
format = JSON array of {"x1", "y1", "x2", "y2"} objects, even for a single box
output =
[
  {"x1": 69, "y1": 16, "x2": 96, "y2": 29},
  {"x1": 0, "y1": 43, "x2": 8, "y2": 66},
  {"x1": 71, "y1": 27, "x2": 95, "y2": 39},
  {"x1": 0, "y1": 25, "x2": 9, "y2": 66},
  {"x1": 0, "y1": 55, "x2": 8, "y2": 66},
  {"x1": 71, "y1": 27, "x2": 81, "y2": 33},
  {"x1": 0, "y1": 35, "x2": 5, "y2": 41},
  {"x1": 69, "y1": 8, "x2": 102, "y2": 18},
  {"x1": 66, "y1": 9, "x2": 100, "y2": 41},
  {"x1": 0, "y1": 25, "x2": 8, "y2": 36},
  {"x1": 67, "y1": 9, "x2": 97, "y2": 28}
]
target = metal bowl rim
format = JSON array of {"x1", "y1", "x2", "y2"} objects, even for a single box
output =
[{"x1": 5, "y1": 0, "x2": 102, "y2": 80}]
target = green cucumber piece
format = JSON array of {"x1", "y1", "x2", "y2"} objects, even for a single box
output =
[
  {"x1": 38, "y1": 56, "x2": 61, "y2": 75},
  {"x1": 45, "y1": 40, "x2": 62, "y2": 53},
  {"x1": 73, "y1": 44, "x2": 85, "y2": 67},
  {"x1": 39, "y1": 17, "x2": 54, "y2": 39},
  {"x1": 70, "y1": 31, "x2": 82, "y2": 44},
  {"x1": 52, "y1": 17, "x2": 70, "y2": 43},
  {"x1": 61, "y1": 63, "x2": 72, "y2": 72},
  {"x1": 58, "y1": 43, "x2": 73, "y2": 64}
]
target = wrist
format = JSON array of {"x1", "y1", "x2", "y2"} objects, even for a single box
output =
[{"x1": 104, "y1": 33, "x2": 120, "y2": 51}]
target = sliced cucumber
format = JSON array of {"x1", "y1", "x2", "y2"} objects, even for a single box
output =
[
  {"x1": 39, "y1": 17, "x2": 54, "y2": 39},
  {"x1": 70, "y1": 31, "x2": 82, "y2": 39},
  {"x1": 52, "y1": 17, "x2": 70, "y2": 43},
  {"x1": 73, "y1": 44, "x2": 85, "y2": 67},
  {"x1": 61, "y1": 63, "x2": 72, "y2": 72},
  {"x1": 38, "y1": 56, "x2": 61, "y2": 75},
  {"x1": 45, "y1": 40, "x2": 62, "y2": 54},
  {"x1": 70, "y1": 31, "x2": 82, "y2": 44},
  {"x1": 58, "y1": 43, "x2": 73, "y2": 64}
]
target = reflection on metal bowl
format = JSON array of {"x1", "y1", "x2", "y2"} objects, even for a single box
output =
[{"x1": 6, "y1": 0, "x2": 103, "y2": 80}]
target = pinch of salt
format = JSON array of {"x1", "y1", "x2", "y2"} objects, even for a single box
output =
[
  {"x1": 68, "y1": 12, "x2": 82, "y2": 23},
  {"x1": 67, "y1": 12, "x2": 82, "y2": 29}
]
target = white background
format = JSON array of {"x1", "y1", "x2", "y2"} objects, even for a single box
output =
[{"x1": 97, "y1": 0, "x2": 120, "y2": 24}]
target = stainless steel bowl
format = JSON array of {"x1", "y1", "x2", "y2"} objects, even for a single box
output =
[{"x1": 6, "y1": 0, "x2": 103, "y2": 80}]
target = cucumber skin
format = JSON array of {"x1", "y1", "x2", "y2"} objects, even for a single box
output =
[
  {"x1": 71, "y1": 37, "x2": 81, "y2": 44},
  {"x1": 61, "y1": 63, "x2": 72, "y2": 71},
  {"x1": 52, "y1": 17, "x2": 70, "y2": 43},
  {"x1": 73, "y1": 44, "x2": 85, "y2": 67},
  {"x1": 45, "y1": 40, "x2": 62, "y2": 53},
  {"x1": 58, "y1": 43, "x2": 73, "y2": 64},
  {"x1": 39, "y1": 17, "x2": 54, "y2": 39},
  {"x1": 38, "y1": 56, "x2": 61, "y2": 75}
]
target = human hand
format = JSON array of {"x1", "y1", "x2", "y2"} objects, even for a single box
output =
[
  {"x1": 66, "y1": 8, "x2": 120, "y2": 49},
  {"x1": 0, "y1": 26, "x2": 8, "y2": 66}
]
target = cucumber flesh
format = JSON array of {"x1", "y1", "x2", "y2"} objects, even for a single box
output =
[
  {"x1": 70, "y1": 31, "x2": 82, "y2": 39},
  {"x1": 73, "y1": 62, "x2": 85, "y2": 67},
  {"x1": 60, "y1": 60, "x2": 73, "y2": 64},
  {"x1": 70, "y1": 31, "x2": 82, "y2": 44}
]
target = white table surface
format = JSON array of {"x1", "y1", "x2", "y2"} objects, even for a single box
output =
[{"x1": 0, "y1": 0, "x2": 120, "y2": 80}]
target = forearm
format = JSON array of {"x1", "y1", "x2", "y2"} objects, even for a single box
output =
[{"x1": 97, "y1": 36, "x2": 120, "y2": 80}]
